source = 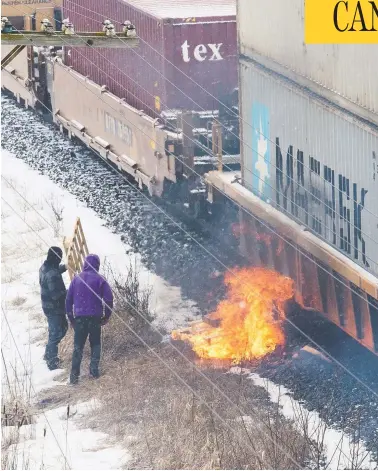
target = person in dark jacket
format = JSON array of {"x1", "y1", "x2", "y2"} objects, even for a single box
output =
[
  {"x1": 39, "y1": 246, "x2": 68, "y2": 370},
  {"x1": 66, "y1": 254, "x2": 113, "y2": 384}
]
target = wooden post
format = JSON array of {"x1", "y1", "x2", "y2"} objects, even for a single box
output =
[{"x1": 63, "y1": 217, "x2": 89, "y2": 280}]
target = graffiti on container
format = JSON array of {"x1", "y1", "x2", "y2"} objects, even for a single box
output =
[
  {"x1": 251, "y1": 102, "x2": 271, "y2": 201},
  {"x1": 104, "y1": 112, "x2": 132, "y2": 147},
  {"x1": 181, "y1": 40, "x2": 224, "y2": 62},
  {"x1": 275, "y1": 138, "x2": 370, "y2": 267}
]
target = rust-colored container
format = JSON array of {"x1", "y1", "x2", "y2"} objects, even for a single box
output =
[{"x1": 63, "y1": 0, "x2": 237, "y2": 118}]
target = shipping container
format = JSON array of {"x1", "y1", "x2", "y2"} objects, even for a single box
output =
[
  {"x1": 63, "y1": 0, "x2": 237, "y2": 119},
  {"x1": 239, "y1": 58, "x2": 378, "y2": 278},
  {"x1": 237, "y1": 0, "x2": 378, "y2": 119},
  {"x1": 1, "y1": 0, "x2": 63, "y2": 30}
]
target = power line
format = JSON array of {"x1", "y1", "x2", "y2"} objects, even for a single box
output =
[
  {"x1": 54, "y1": 21, "x2": 378, "y2": 250},
  {"x1": 2, "y1": 89, "x2": 378, "y2": 397},
  {"x1": 4, "y1": 17, "x2": 378, "y2": 278},
  {"x1": 0, "y1": 193, "x2": 305, "y2": 470},
  {"x1": 52, "y1": 4, "x2": 378, "y2": 239},
  {"x1": 3, "y1": 33, "x2": 378, "y2": 382},
  {"x1": 2, "y1": 175, "x2": 376, "y2": 468},
  {"x1": 2, "y1": 11, "x2": 378, "y2": 464},
  {"x1": 1, "y1": 307, "x2": 71, "y2": 469},
  {"x1": 7, "y1": 4, "x2": 378, "y2": 254},
  {"x1": 62, "y1": 0, "x2": 378, "y2": 222}
]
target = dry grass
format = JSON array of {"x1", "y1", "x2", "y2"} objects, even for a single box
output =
[
  {"x1": 11, "y1": 295, "x2": 27, "y2": 307},
  {"x1": 1, "y1": 243, "x2": 373, "y2": 469},
  {"x1": 1, "y1": 267, "x2": 19, "y2": 284},
  {"x1": 45, "y1": 341, "x2": 319, "y2": 469},
  {"x1": 1, "y1": 365, "x2": 35, "y2": 470},
  {"x1": 38, "y1": 260, "x2": 324, "y2": 470}
]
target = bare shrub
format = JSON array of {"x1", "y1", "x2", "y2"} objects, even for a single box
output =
[
  {"x1": 44, "y1": 194, "x2": 64, "y2": 238},
  {"x1": 1, "y1": 366, "x2": 35, "y2": 470},
  {"x1": 101, "y1": 258, "x2": 158, "y2": 358},
  {"x1": 1, "y1": 433, "x2": 31, "y2": 471},
  {"x1": 1, "y1": 401, "x2": 33, "y2": 428}
]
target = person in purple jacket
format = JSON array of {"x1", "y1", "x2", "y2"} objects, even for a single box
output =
[{"x1": 66, "y1": 254, "x2": 113, "y2": 384}]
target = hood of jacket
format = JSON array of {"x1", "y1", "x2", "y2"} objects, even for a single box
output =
[
  {"x1": 83, "y1": 254, "x2": 100, "y2": 273},
  {"x1": 46, "y1": 246, "x2": 62, "y2": 267}
]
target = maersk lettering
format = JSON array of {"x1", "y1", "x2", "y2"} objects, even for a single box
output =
[
  {"x1": 334, "y1": 1, "x2": 378, "y2": 31},
  {"x1": 181, "y1": 40, "x2": 224, "y2": 62},
  {"x1": 275, "y1": 139, "x2": 369, "y2": 267}
]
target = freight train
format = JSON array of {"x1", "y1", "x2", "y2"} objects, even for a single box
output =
[
  {"x1": 2, "y1": 0, "x2": 378, "y2": 355},
  {"x1": 4, "y1": 0, "x2": 239, "y2": 219},
  {"x1": 203, "y1": 0, "x2": 378, "y2": 355},
  {"x1": 2, "y1": 0, "x2": 240, "y2": 218}
]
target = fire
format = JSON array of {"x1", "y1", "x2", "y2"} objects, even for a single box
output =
[{"x1": 172, "y1": 268, "x2": 294, "y2": 362}]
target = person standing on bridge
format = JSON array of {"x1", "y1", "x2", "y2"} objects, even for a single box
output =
[
  {"x1": 39, "y1": 246, "x2": 68, "y2": 370},
  {"x1": 65, "y1": 254, "x2": 113, "y2": 384}
]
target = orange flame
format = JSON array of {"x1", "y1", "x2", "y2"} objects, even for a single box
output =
[{"x1": 172, "y1": 268, "x2": 294, "y2": 362}]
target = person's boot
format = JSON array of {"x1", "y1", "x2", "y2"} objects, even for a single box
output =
[
  {"x1": 46, "y1": 358, "x2": 62, "y2": 371},
  {"x1": 89, "y1": 368, "x2": 100, "y2": 379},
  {"x1": 69, "y1": 373, "x2": 79, "y2": 385}
]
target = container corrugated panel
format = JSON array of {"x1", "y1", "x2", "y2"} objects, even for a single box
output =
[
  {"x1": 240, "y1": 59, "x2": 378, "y2": 278},
  {"x1": 237, "y1": 0, "x2": 378, "y2": 116},
  {"x1": 62, "y1": 0, "x2": 237, "y2": 118}
]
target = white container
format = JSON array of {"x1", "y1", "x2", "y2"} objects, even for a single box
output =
[
  {"x1": 237, "y1": 0, "x2": 378, "y2": 119},
  {"x1": 239, "y1": 58, "x2": 378, "y2": 277}
]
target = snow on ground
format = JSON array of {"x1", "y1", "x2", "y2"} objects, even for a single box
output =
[
  {"x1": 249, "y1": 374, "x2": 377, "y2": 470},
  {"x1": 1, "y1": 153, "x2": 133, "y2": 469},
  {"x1": 229, "y1": 365, "x2": 377, "y2": 470},
  {"x1": 1, "y1": 148, "x2": 202, "y2": 468},
  {"x1": 2, "y1": 404, "x2": 128, "y2": 470}
]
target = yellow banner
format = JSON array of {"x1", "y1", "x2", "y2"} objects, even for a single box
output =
[{"x1": 305, "y1": 0, "x2": 378, "y2": 43}]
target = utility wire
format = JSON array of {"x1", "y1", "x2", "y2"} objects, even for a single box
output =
[
  {"x1": 2, "y1": 180, "x2": 375, "y2": 469},
  {"x1": 3, "y1": 14, "x2": 378, "y2": 465},
  {"x1": 1, "y1": 193, "x2": 304, "y2": 470},
  {"x1": 55, "y1": 23, "x2": 378, "y2": 250},
  {"x1": 2, "y1": 89, "x2": 378, "y2": 397},
  {"x1": 49, "y1": 5, "x2": 378, "y2": 238},
  {"x1": 62, "y1": 0, "x2": 378, "y2": 221},
  {"x1": 7, "y1": 4, "x2": 378, "y2": 252},
  {"x1": 3, "y1": 65, "x2": 378, "y2": 376},
  {"x1": 3, "y1": 38, "x2": 378, "y2": 377},
  {"x1": 1, "y1": 307, "x2": 71, "y2": 469},
  {"x1": 4, "y1": 15, "x2": 378, "y2": 277}
]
